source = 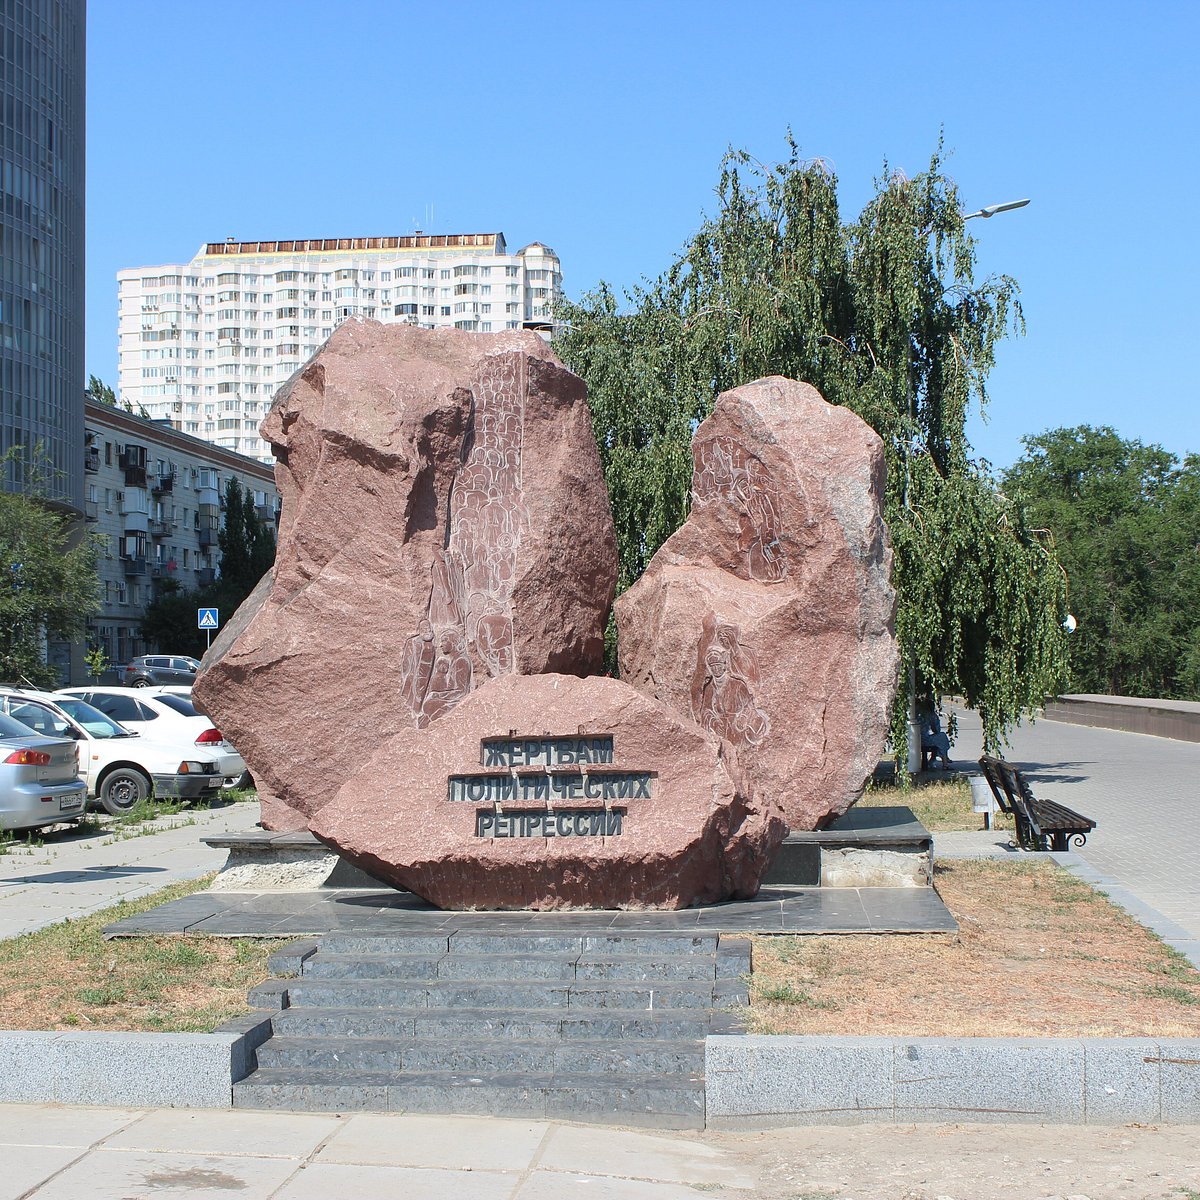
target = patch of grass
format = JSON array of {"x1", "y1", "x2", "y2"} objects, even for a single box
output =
[
  {"x1": 0, "y1": 874, "x2": 274, "y2": 1032},
  {"x1": 748, "y1": 858, "x2": 1200, "y2": 1038},
  {"x1": 1145, "y1": 984, "x2": 1200, "y2": 1006},
  {"x1": 859, "y1": 774, "x2": 1010, "y2": 833},
  {"x1": 0, "y1": 828, "x2": 44, "y2": 857},
  {"x1": 752, "y1": 980, "x2": 839, "y2": 1010}
]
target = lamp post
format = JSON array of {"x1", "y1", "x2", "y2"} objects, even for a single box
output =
[
  {"x1": 905, "y1": 195, "x2": 1030, "y2": 774},
  {"x1": 962, "y1": 198, "x2": 1030, "y2": 221}
]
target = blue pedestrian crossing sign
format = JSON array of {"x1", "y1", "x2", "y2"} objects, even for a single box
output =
[{"x1": 197, "y1": 607, "x2": 219, "y2": 630}]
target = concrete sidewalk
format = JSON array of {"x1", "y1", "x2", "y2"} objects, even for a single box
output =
[
  {"x1": 4, "y1": 1103, "x2": 1199, "y2": 1199},
  {"x1": 0, "y1": 1105, "x2": 754, "y2": 1199},
  {"x1": 0, "y1": 800, "x2": 259, "y2": 941}
]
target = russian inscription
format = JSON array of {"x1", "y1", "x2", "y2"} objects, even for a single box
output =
[
  {"x1": 481, "y1": 736, "x2": 614, "y2": 767},
  {"x1": 463, "y1": 732, "x2": 651, "y2": 838},
  {"x1": 449, "y1": 771, "x2": 654, "y2": 803},
  {"x1": 475, "y1": 808, "x2": 625, "y2": 838}
]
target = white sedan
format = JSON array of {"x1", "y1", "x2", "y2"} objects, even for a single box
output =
[{"x1": 57, "y1": 687, "x2": 248, "y2": 788}]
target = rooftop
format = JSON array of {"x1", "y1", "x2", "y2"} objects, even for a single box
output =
[{"x1": 200, "y1": 233, "x2": 507, "y2": 258}]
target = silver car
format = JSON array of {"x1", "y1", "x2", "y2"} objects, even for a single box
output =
[{"x1": 0, "y1": 710, "x2": 88, "y2": 831}]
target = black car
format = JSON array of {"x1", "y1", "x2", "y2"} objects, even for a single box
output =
[{"x1": 122, "y1": 655, "x2": 201, "y2": 687}]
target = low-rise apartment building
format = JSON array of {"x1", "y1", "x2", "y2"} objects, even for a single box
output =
[{"x1": 54, "y1": 399, "x2": 279, "y2": 683}]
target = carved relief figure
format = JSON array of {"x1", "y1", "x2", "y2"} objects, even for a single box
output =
[
  {"x1": 690, "y1": 616, "x2": 769, "y2": 747},
  {"x1": 398, "y1": 353, "x2": 529, "y2": 725},
  {"x1": 694, "y1": 437, "x2": 787, "y2": 583},
  {"x1": 420, "y1": 628, "x2": 473, "y2": 724}
]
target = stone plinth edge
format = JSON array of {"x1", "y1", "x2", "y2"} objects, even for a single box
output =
[
  {"x1": 0, "y1": 1016, "x2": 272, "y2": 1108},
  {"x1": 705, "y1": 1035, "x2": 1200, "y2": 1127}
]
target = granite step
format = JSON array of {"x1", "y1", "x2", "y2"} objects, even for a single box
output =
[
  {"x1": 298, "y1": 951, "x2": 733, "y2": 983},
  {"x1": 235, "y1": 931, "x2": 748, "y2": 1125},
  {"x1": 278, "y1": 976, "x2": 745, "y2": 1011},
  {"x1": 269, "y1": 1005, "x2": 730, "y2": 1041},
  {"x1": 254, "y1": 1035, "x2": 704, "y2": 1075},
  {"x1": 316, "y1": 932, "x2": 722, "y2": 957},
  {"x1": 233, "y1": 1067, "x2": 706, "y2": 1129}
]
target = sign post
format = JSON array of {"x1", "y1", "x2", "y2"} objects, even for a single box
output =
[{"x1": 197, "y1": 606, "x2": 219, "y2": 651}]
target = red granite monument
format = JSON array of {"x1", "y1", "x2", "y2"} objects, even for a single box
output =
[
  {"x1": 310, "y1": 673, "x2": 785, "y2": 910},
  {"x1": 616, "y1": 377, "x2": 897, "y2": 830},
  {"x1": 197, "y1": 327, "x2": 894, "y2": 908},
  {"x1": 194, "y1": 322, "x2": 617, "y2": 832}
]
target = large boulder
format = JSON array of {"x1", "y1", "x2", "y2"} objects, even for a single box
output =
[
  {"x1": 616, "y1": 376, "x2": 897, "y2": 830},
  {"x1": 309, "y1": 673, "x2": 787, "y2": 910},
  {"x1": 194, "y1": 322, "x2": 617, "y2": 830}
]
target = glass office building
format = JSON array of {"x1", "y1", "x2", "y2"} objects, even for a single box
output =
[{"x1": 0, "y1": 0, "x2": 86, "y2": 510}]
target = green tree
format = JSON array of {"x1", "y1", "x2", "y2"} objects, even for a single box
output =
[
  {"x1": 1003, "y1": 427, "x2": 1200, "y2": 700},
  {"x1": 86, "y1": 374, "x2": 117, "y2": 406},
  {"x1": 218, "y1": 477, "x2": 253, "y2": 595},
  {"x1": 555, "y1": 137, "x2": 1070, "y2": 752},
  {"x1": 244, "y1": 486, "x2": 277, "y2": 583},
  {"x1": 0, "y1": 476, "x2": 101, "y2": 688}
]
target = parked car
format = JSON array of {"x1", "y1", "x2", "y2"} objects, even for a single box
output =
[
  {"x1": 122, "y1": 656, "x2": 202, "y2": 688},
  {"x1": 58, "y1": 687, "x2": 248, "y2": 788},
  {"x1": 0, "y1": 687, "x2": 224, "y2": 815},
  {"x1": 0, "y1": 710, "x2": 88, "y2": 831}
]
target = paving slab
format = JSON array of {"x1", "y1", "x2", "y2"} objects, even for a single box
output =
[
  {"x1": 270, "y1": 1162, "x2": 516, "y2": 1200},
  {"x1": 517, "y1": 1174, "x2": 711, "y2": 1200},
  {"x1": 0, "y1": 1145, "x2": 84, "y2": 1200},
  {"x1": 104, "y1": 884, "x2": 956, "y2": 938},
  {"x1": 101, "y1": 1108, "x2": 341, "y2": 1159},
  {"x1": 538, "y1": 1124, "x2": 755, "y2": 1189},
  {"x1": 0, "y1": 1103, "x2": 143, "y2": 1147},
  {"x1": 316, "y1": 1112, "x2": 548, "y2": 1170},
  {"x1": 23, "y1": 1149, "x2": 300, "y2": 1200}
]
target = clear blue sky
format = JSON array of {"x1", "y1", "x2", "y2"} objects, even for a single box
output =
[{"x1": 87, "y1": 0, "x2": 1198, "y2": 472}]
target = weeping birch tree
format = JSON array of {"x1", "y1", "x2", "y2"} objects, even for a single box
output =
[{"x1": 555, "y1": 136, "x2": 1069, "y2": 754}]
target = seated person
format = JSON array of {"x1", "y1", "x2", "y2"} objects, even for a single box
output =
[{"x1": 920, "y1": 707, "x2": 952, "y2": 770}]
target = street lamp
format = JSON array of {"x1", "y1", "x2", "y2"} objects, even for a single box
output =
[
  {"x1": 905, "y1": 195, "x2": 1030, "y2": 774},
  {"x1": 962, "y1": 198, "x2": 1031, "y2": 221}
]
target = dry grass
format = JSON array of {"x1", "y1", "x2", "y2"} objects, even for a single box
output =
[
  {"x1": 0, "y1": 875, "x2": 273, "y2": 1032},
  {"x1": 858, "y1": 774, "x2": 1014, "y2": 833},
  {"x1": 748, "y1": 858, "x2": 1200, "y2": 1038}
]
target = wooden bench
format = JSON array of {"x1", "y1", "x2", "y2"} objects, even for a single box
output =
[{"x1": 978, "y1": 755, "x2": 1097, "y2": 852}]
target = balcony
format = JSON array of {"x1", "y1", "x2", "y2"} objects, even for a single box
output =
[
  {"x1": 151, "y1": 471, "x2": 175, "y2": 496},
  {"x1": 254, "y1": 504, "x2": 274, "y2": 522},
  {"x1": 149, "y1": 518, "x2": 172, "y2": 538},
  {"x1": 121, "y1": 462, "x2": 147, "y2": 488},
  {"x1": 83, "y1": 499, "x2": 99, "y2": 521},
  {"x1": 196, "y1": 567, "x2": 217, "y2": 587},
  {"x1": 198, "y1": 528, "x2": 217, "y2": 547},
  {"x1": 122, "y1": 556, "x2": 147, "y2": 577},
  {"x1": 84, "y1": 447, "x2": 100, "y2": 473}
]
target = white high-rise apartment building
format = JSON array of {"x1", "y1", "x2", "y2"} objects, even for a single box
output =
[{"x1": 117, "y1": 232, "x2": 562, "y2": 463}]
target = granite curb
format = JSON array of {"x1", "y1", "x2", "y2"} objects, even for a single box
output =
[
  {"x1": 5, "y1": 1021, "x2": 1198, "y2": 1125},
  {"x1": 705, "y1": 1034, "x2": 1200, "y2": 1127},
  {"x1": 0, "y1": 1013, "x2": 272, "y2": 1108}
]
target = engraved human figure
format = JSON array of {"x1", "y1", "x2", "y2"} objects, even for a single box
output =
[
  {"x1": 691, "y1": 619, "x2": 769, "y2": 746},
  {"x1": 397, "y1": 618, "x2": 435, "y2": 719},
  {"x1": 421, "y1": 629, "x2": 473, "y2": 725},
  {"x1": 695, "y1": 437, "x2": 787, "y2": 583}
]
